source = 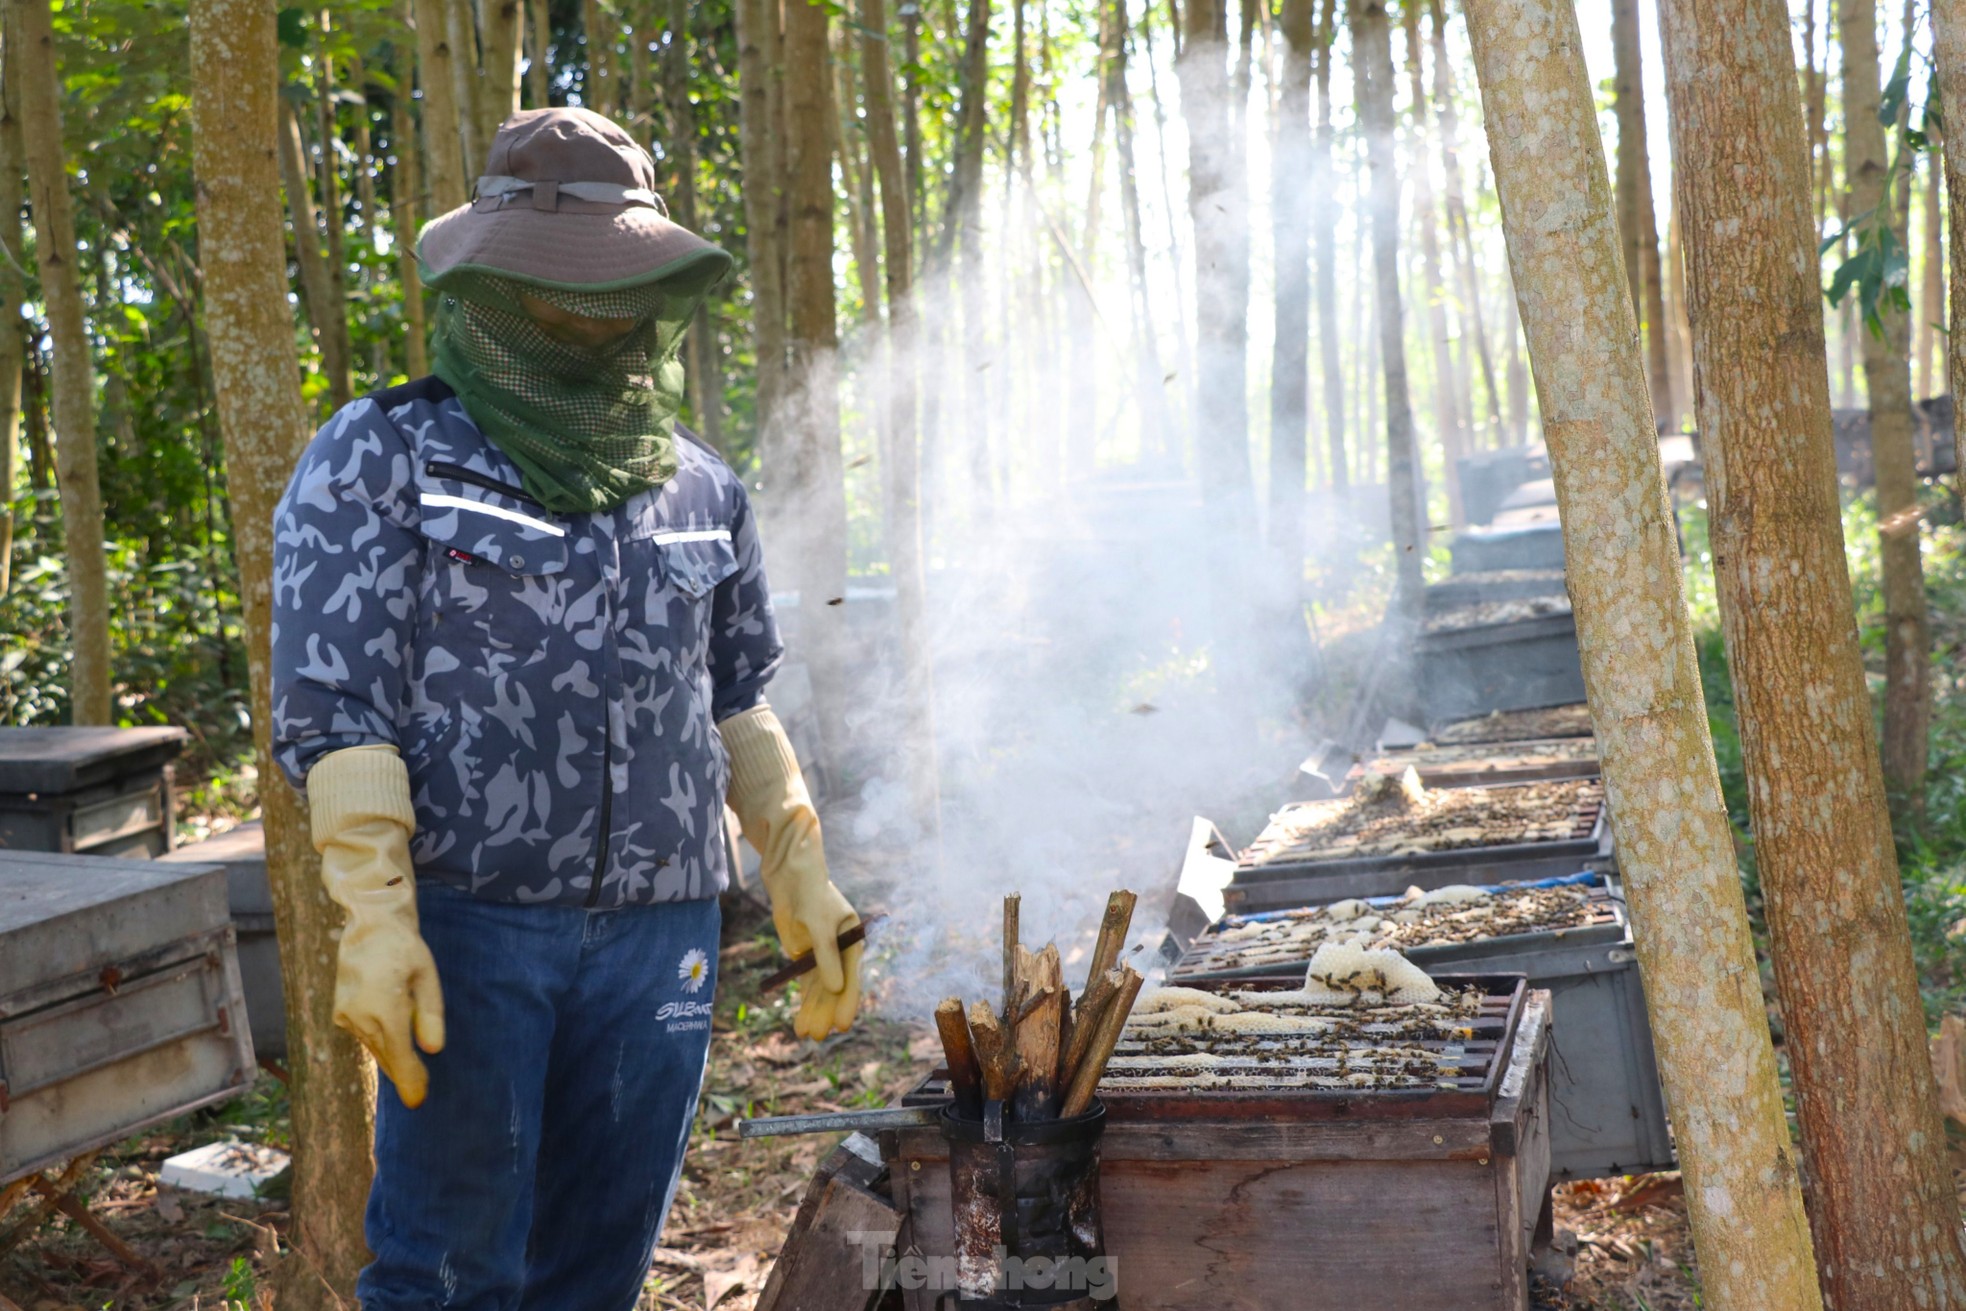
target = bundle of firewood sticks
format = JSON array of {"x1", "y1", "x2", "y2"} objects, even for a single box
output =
[{"x1": 933, "y1": 890, "x2": 1147, "y2": 1122}]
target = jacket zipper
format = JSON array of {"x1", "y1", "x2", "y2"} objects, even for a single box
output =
[
  {"x1": 425, "y1": 459, "x2": 540, "y2": 506},
  {"x1": 586, "y1": 710, "x2": 614, "y2": 908}
]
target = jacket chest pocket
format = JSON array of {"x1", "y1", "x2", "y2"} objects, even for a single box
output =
[
  {"x1": 624, "y1": 527, "x2": 740, "y2": 654},
  {"x1": 414, "y1": 489, "x2": 574, "y2": 661}
]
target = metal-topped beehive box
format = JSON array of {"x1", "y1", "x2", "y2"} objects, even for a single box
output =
[
  {"x1": 1415, "y1": 593, "x2": 1586, "y2": 724},
  {"x1": 1350, "y1": 736, "x2": 1601, "y2": 789},
  {"x1": 1224, "y1": 777, "x2": 1611, "y2": 912},
  {"x1": 0, "y1": 727, "x2": 188, "y2": 860},
  {"x1": 0, "y1": 850, "x2": 255, "y2": 1182},
  {"x1": 1171, "y1": 876, "x2": 1672, "y2": 1180},
  {"x1": 1426, "y1": 702, "x2": 1595, "y2": 747},
  {"x1": 887, "y1": 979, "x2": 1555, "y2": 1311}
]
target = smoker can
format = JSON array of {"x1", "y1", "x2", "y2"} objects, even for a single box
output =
[{"x1": 940, "y1": 1101, "x2": 1112, "y2": 1310}]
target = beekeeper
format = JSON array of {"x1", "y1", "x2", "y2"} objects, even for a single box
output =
[{"x1": 269, "y1": 107, "x2": 862, "y2": 1308}]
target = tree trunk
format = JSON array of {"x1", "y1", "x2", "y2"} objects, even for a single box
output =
[
  {"x1": 1917, "y1": 152, "x2": 1943, "y2": 400},
  {"x1": 664, "y1": 0, "x2": 721, "y2": 449},
  {"x1": 1268, "y1": 0, "x2": 1310, "y2": 558},
  {"x1": 12, "y1": 0, "x2": 109, "y2": 725},
  {"x1": 1350, "y1": 0, "x2": 1422, "y2": 623},
  {"x1": 392, "y1": 9, "x2": 430, "y2": 378},
  {"x1": 1464, "y1": 6, "x2": 1825, "y2": 1304},
  {"x1": 1140, "y1": 0, "x2": 1197, "y2": 433},
  {"x1": 1664, "y1": 196, "x2": 1693, "y2": 434},
  {"x1": 414, "y1": 0, "x2": 469, "y2": 214},
  {"x1": 1430, "y1": 0, "x2": 1499, "y2": 443},
  {"x1": 1403, "y1": 0, "x2": 1463, "y2": 525},
  {"x1": 1941, "y1": 0, "x2": 1966, "y2": 422},
  {"x1": 446, "y1": 0, "x2": 483, "y2": 177},
  {"x1": 583, "y1": 0, "x2": 617, "y2": 122},
  {"x1": 946, "y1": 0, "x2": 993, "y2": 502},
  {"x1": 278, "y1": 98, "x2": 355, "y2": 413},
  {"x1": 1503, "y1": 278, "x2": 1528, "y2": 444},
  {"x1": 782, "y1": 0, "x2": 850, "y2": 768},
  {"x1": 1843, "y1": 0, "x2": 1930, "y2": 812},
  {"x1": 1111, "y1": 0, "x2": 1171, "y2": 462},
  {"x1": 189, "y1": 3, "x2": 379, "y2": 1304},
  {"x1": 527, "y1": 0, "x2": 551, "y2": 105},
  {"x1": 1659, "y1": 0, "x2": 1966, "y2": 1298},
  {"x1": 1313, "y1": 0, "x2": 1343, "y2": 489},
  {"x1": 311, "y1": 18, "x2": 356, "y2": 401},
  {"x1": 480, "y1": 0, "x2": 523, "y2": 144},
  {"x1": 1806, "y1": 0, "x2": 1831, "y2": 228},
  {"x1": 834, "y1": 36, "x2": 878, "y2": 325},
  {"x1": 0, "y1": 28, "x2": 21, "y2": 599},
  {"x1": 1178, "y1": 0, "x2": 1254, "y2": 522},
  {"x1": 735, "y1": 0, "x2": 786, "y2": 473},
  {"x1": 861, "y1": 0, "x2": 939, "y2": 836},
  {"x1": 1470, "y1": 2, "x2": 1816, "y2": 1305},
  {"x1": 1610, "y1": 0, "x2": 1669, "y2": 423},
  {"x1": 345, "y1": 52, "x2": 390, "y2": 384}
]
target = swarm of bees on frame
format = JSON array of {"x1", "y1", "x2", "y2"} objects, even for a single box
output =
[
  {"x1": 1181, "y1": 881, "x2": 1599, "y2": 977},
  {"x1": 1099, "y1": 947, "x2": 1494, "y2": 1093}
]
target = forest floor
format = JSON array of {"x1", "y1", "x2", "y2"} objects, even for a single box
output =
[{"x1": 0, "y1": 891, "x2": 1720, "y2": 1311}]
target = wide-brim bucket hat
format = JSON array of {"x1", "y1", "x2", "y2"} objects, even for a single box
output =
[{"x1": 417, "y1": 107, "x2": 732, "y2": 293}]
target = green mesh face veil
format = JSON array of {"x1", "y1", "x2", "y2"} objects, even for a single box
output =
[{"x1": 423, "y1": 257, "x2": 726, "y2": 514}]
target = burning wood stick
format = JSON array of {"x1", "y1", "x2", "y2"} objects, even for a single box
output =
[
  {"x1": 1058, "y1": 966, "x2": 1124, "y2": 1092},
  {"x1": 934, "y1": 997, "x2": 984, "y2": 1118},
  {"x1": 969, "y1": 1001, "x2": 1019, "y2": 1104},
  {"x1": 1059, "y1": 964, "x2": 1145, "y2": 1118},
  {"x1": 1012, "y1": 945, "x2": 1065, "y2": 1119},
  {"x1": 1002, "y1": 894, "x2": 1021, "y2": 1019},
  {"x1": 1083, "y1": 890, "x2": 1137, "y2": 995}
]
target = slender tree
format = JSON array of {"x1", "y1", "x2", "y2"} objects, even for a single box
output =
[
  {"x1": 1403, "y1": 0, "x2": 1464, "y2": 524},
  {"x1": 1178, "y1": 0, "x2": 1254, "y2": 523},
  {"x1": 391, "y1": 13, "x2": 430, "y2": 378},
  {"x1": 13, "y1": 0, "x2": 109, "y2": 724},
  {"x1": 1658, "y1": 0, "x2": 1966, "y2": 1298},
  {"x1": 1942, "y1": 0, "x2": 1966, "y2": 419},
  {"x1": 0, "y1": 29, "x2": 21, "y2": 598},
  {"x1": 1430, "y1": 0, "x2": 1499, "y2": 442},
  {"x1": 1916, "y1": 151, "x2": 1944, "y2": 402},
  {"x1": 527, "y1": 0, "x2": 551, "y2": 104},
  {"x1": 1110, "y1": 0, "x2": 1171, "y2": 461},
  {"x1": 860, "y1": 0, "x2": 939, "y2": 836},
  {"x1": 1269, "y1": 0, "x2": 1311, "y2": 557},
  {"x1": 190, "y1": 2, "x2": 379, "y2": 1302},
  {"x1": 582, "y1": 0, "x2": 617, "y2": 117},
  {"x1": 479, "y1": 0, "x2": 523, "y2": 144},
  {"x1": 735, "y1": 0, "x2": 787, "y2": 473},
  {"x1": 1844, "y1": 0, "x2": 1930, "y2": 811},
  {"x1": 663, "y1": 0, "x2": 722, "y2": 450},
  {"x1": 1312, "y1": 0, "x2": 1344, "y2": 489},
  {"x1": 947, "y1": 0, "x2": 994, "y2": 500},
  {"x1": 1464, "y1": 4, "x2": 1825, "y2": 1302},
  {"x1": 783, "y1": 0, "x2": 850, "y2": 763},
  {"x1": 1610, "y1": 0, "x2": 1669, "y2": 422},
  {"x1": 279, "y1": 99, "x2": 355, "y2": 412},
  {"x1": 1351, "y1": 0, "x2": 1422, "y2": 621},
  {"x1": 446, "y1": 0, "x2": 483, "y2": 175},
  {"x1": 414, "y1": 0, "x2": 469, "y2": 214}
]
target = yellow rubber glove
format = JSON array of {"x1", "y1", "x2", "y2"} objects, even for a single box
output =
[
  {"x1": 720, "y1": 705, "x2": 862, "y2": 1040},
  {"x1": 308, "y1": 744, "x2": 446, "y2": 1108}
]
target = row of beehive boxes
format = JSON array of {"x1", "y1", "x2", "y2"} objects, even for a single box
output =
[
  {"x1": 1199, "y1": 699, "x2": 1674, "y2": 1186},
  {"x1": 0, "y1": 729, "x2": 259, "y2": 1184}
]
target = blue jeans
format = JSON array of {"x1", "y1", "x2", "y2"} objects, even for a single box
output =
[{"x1": 358, "y1": 881, "x2": 721, "y2": 1311}]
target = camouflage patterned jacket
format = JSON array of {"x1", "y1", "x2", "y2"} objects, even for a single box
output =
[{"x1": 270, "y1": 376, "x2": 782, "y2": 907}]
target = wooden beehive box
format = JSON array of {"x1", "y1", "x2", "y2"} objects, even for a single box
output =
[
  {"x1": 1, "y1": 850, "x2": 255, "y2": 1182},
  {"x1": 0, "y1": 727, "x2": 188, "y2": 860},
  {"x1": 885, "y1": 982, "x2": 1554, "y2": 1311}
]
